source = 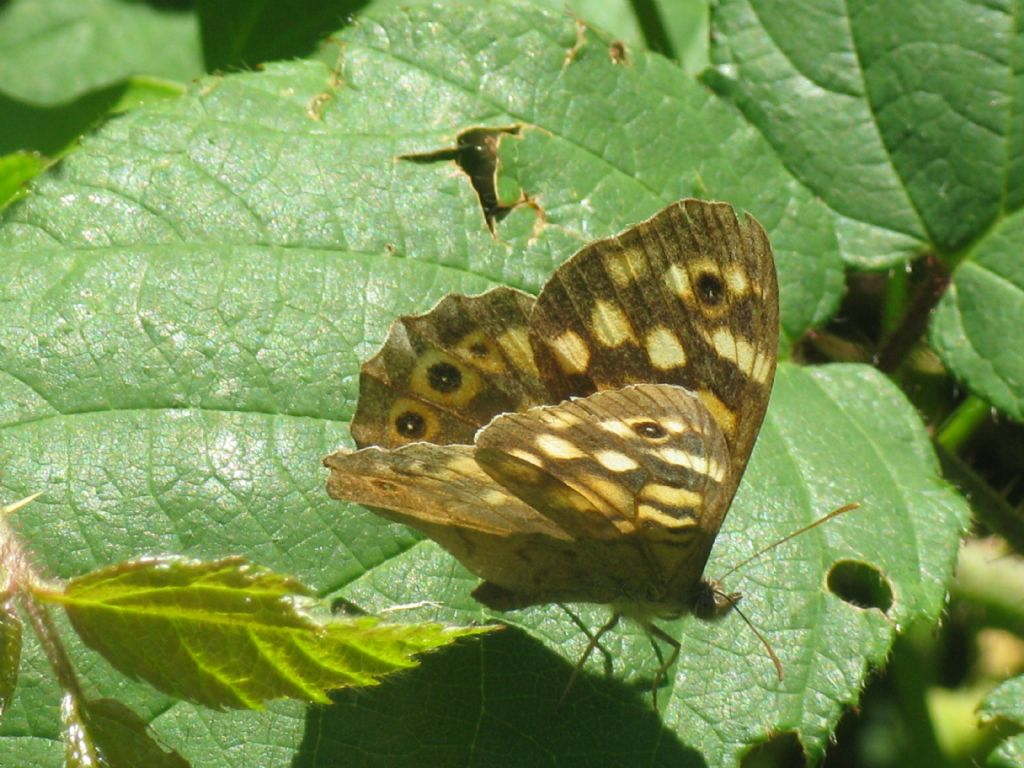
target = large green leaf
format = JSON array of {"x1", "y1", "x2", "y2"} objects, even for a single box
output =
[
  {"x1": 706, "y1": 0, "x2": 1024, "y2": 421},
  {"x1": 0, "y1": 3, "x2": 967, "y2": 766}
]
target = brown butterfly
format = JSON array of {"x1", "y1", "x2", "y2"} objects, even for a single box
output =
[{"x1": 324, "y1": 199, "x2": 779, "y2": 693}]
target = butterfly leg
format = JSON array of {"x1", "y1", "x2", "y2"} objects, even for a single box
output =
[
  {"x1": 558, "y1": 613, "x2": 621, "y2": 709},
  {"x1": 643, "y1": 622, "x2": 681, "y2": 712}
]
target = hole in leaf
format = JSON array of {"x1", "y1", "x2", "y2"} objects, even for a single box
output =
[
  {"x1": 827, "y1": 560, "x2": 894, "y2": 612},
  {"x1": 739, "y1": 731, "x2": 806, "y2": 768},
  {"x1": 400, "y1": 125, "x2": 523, "y2": 231}
]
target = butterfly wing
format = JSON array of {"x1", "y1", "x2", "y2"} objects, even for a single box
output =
[
  {"x1": 324, "y1": 443, "x2": 653, "y2": 609},
  {"x1": 475, "y1": 383, "x2": 734, "y2": 605},
  {"x1": 528, "y1": 199, "x2": 778, "y2": 483},
  {"x1": 350, "y1": 287, "x2": 553, "y2": 448}
]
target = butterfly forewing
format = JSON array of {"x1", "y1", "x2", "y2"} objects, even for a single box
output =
[
  {"x1": 350, "y1": 287, "x2": 551, "y2": 448},
  {"x1": 529, "y1": 200, "x2": 777, "y2": 480}
]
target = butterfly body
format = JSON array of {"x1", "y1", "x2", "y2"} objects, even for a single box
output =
[{"x1": 325, "y1": 199, "x2": 777, "y2": 629}]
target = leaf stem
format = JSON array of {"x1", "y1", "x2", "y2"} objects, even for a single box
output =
[{"x1": 936, "y1": 395, "x2": 991, "y2": 454}]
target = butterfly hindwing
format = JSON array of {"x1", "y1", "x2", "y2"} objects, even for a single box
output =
[
  {"x1": 324, "y1": 442, "x2": 654, "y2": 610},
  {"x1": 475, "y1": 384, "x2": 734, "y2": 595},
  {"x1": 350, "y1": 287, "x2": 552, "y2": 448},
  {"x1": 529, "y1": 200, "x2": 777, "y2": 479}
]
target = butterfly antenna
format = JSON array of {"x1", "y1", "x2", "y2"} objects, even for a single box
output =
[
  {"x1": 716, "y1": 503, "x2": 861, "y2": 583},
  {"x1": 717, "y1": 590, "x2": 784, "y2": 681},
  {"x1": 558, "y1": 613, "x2": 620, "y2": 710}
]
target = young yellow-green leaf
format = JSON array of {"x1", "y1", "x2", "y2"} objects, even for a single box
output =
[
  {"x1": 0, "y1": 151, "x2": 45, "y2": 207},
  {"x1": 40, "y1": 557, "x2": 490, "y2": 710},
  {"x1": 978, "y1": 675, "x2": 1024, "y2": 768},
  {"x1": 0, "y1": 600, "x2": 21, "y2": 716},
  {"x1": 63, "y1": 694, "x2": 190, "y2": 768}
]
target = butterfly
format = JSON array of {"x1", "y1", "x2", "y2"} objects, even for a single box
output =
[{"x1": 324, "y1": 199, "x2": 779, "y2": 692}]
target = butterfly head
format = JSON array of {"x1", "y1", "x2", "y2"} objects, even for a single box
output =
[{"x1": 689, "y1": 579, "x2": 740, "y2": 620}]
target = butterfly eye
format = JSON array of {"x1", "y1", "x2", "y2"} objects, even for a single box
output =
[
  {"x1": 427, "y1": 361, "x2": 463, "y2": 393},
  {"x1": 395, "y1": 411, "x2": 427, "y2": 439},
  {"x1": 633, "y1": 421, "x2": 667, "y2": 440},
  {"x1": 695, "y1": 271, "x2": 726, "y2": 305}
]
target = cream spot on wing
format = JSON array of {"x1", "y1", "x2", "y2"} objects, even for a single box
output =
[
  {"x1": 751, "y1": 350, "x2": 774, "y2": 384},
  {"x1": 657, "y1": 447, "x2": 726, "y2": 482},
  {"x1": 445, "y1": 456, "x2": 481, "y2": 475},
  {"x1": 636, "y1": 504, "x2": 698, "y2": 528},
  {"x1": 640, "y1": 483, "x2": 702, "y2": 508},
  {"x1": 548, "y1": 330, "x2": 591, "y2": 374},
  {"x1": 657, "y1": 446, "x2": 705, "y2": 473},
  {"x1": 497, "y1": 327, "x2": 540, "y2": 376},
  {"x1": 664, "y1": 264, "x2": 692, "y2": 301},
  {"x1": 581, "y1": 477, "x2": 634, "y2": 522},
  {"x1": 696, "y1": 389, "x2": 737, "y2": 435},
  {"x1": 724, "y1": 264, "x2": 750, "y2": 295},
  {"x1": 644, "y1": 327, "x2": 687, "y2": 370},
  {"x1": 605, "y1": 246, "x2": 649, "y2": 287},
  {"x1": 711, "y1": 327, "x2": 756, "y2": 374},
  {"x1": 454, "y1": 330, "x2": 506, "y2": 374},
  {"x1": 508, "y1": 449, "x2": 544, "y2": 467},
  {"x1": 666, "y1": 259, "x2": 724, "y2": 303},
  {"x1": 535, "y1": 434, "x2": 584, "y2": 459},
  {"x1": 595, "y1": 450, "x2": 639, "y2": 472},
  {"x1": 597, "y1": 420, "x2": 633, "y2": 438},
  {"x1": 483, "y1": 489, "x2": 510, "y2": 506},
  {"x1": 661, "y1": 419, "x2": 686, "y2": 435},
  {"x1": 590, "y1": 300, "x2": 635, "y2": 347}
]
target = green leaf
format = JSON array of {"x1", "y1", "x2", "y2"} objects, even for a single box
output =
[
  {"x1": 42, "y1": 557, "x2": 488, "y2": 709},
  {"x1": 63, "y1": 695, "x2": 191, "y2": 768},
  {"x1": 706, "y1": 0, "x2": 1019, "y2": 267},
  {"x1": 706, "y1": 0, "x2": 1024, "y2": 422},
  {"x1": 978, "y1": 676, "x2": 1024, "y2": 768},
  {"x1": 0, "y1": 600, "x2": 21, "y2": 717},
  {"x1": 0, "y1": 3, "x2": 968, "y2": 766}
]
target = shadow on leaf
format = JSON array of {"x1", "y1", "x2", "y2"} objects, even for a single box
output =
[{"x1": 293, "y1": 626, "x2": 707, "y2": 768}]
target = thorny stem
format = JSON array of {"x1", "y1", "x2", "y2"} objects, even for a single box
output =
[{"x1": 1, "y1": 495, "x2": 85, "y2": 700}]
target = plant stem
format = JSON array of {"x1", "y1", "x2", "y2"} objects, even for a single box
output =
[
  {"x1": 936, "y1": 395, "x2": 991, "y2": 453},
  {"x1": 18, "y1": 590, "x2": 85, "y2": 700},
  {"x1": 1, "y1": 494, "x2": 85, "y2": 700},
  {"x1": 874, "y1": 254, "x2": 951, "y2": 373}
]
